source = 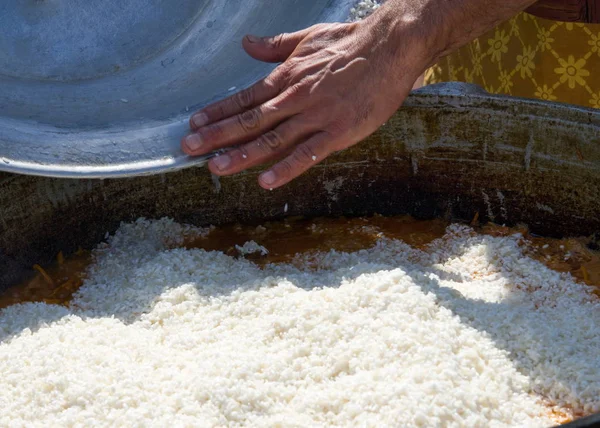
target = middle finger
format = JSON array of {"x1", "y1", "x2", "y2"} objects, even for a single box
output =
[
  {"x1": 207, "y1": 115, "x2": 313, "y2": 175},
  {"x1": 182, "y1": 103, "x2": 287, "y2": 156}
]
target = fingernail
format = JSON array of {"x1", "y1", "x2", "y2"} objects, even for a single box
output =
[
  {"x1": 261, "y1": 170, "x2": 276, "y2": 185},
  {"x1": 191, "y1": 113, "x2": 208, "y2": 129},
  {"x1": 212, "y1": 154, "x2": 231, "y2": 171},
  {"x1": 246, "y1": 35, "x2": 260, "y2": 43},
  {"x1": 184, "y1": 134, "x2": 203, "y2": 152}
]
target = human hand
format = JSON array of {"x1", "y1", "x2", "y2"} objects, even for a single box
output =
[{"x1": 181, "y1": 18, "x2": 425, "y2": 189}]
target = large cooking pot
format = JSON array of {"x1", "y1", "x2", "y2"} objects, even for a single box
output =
[
  {"x1": 1, "y1": 82, "x2": 599, "y2": 289},
  {"x1": 0, "y1": 82, "x2": 599, "y2": 426}
]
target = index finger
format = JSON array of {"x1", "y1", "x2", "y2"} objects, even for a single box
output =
[{"x1": 189, "y1": 76, "x2": 281, "y2": 131}]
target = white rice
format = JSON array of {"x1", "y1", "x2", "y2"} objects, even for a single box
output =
[
  {"x1": 235, "y1": 241, "x2": 269, "y2": 256},
  {"x1": 1, "y1": 218, "x2": 598, "y2": 427}
]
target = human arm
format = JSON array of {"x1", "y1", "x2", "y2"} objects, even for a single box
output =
[{"x1": 182, "y1": 0, "x2": 537, "y2": 189}]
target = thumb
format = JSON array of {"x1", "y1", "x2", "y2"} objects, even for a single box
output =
[{"x1": 242, "y1": 27, "x2": 315, "y2": 63}]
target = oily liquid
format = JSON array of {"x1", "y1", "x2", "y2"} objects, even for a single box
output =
[
  {"x1": 186, "y1": 215, "x2": 450, "y2": 264},
  {"x1": 0, "y1": 249, "x2": 91, "y2": 309},
  {"x1": 1, "y1": 215, "x2": 598, "y2": 307}
]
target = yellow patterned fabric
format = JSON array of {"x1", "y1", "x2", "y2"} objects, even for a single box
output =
[{"x1": 425, "y1": 12, "x2": 600, "y2": 108}]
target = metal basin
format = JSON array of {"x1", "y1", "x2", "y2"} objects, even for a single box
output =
[{"x1": 0, "y1": 0, "x2": 354, "y2": 177}]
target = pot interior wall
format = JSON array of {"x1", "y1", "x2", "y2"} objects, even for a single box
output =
[{"x1": 1, "y1": 83, "x2": 599, "y2": 290}]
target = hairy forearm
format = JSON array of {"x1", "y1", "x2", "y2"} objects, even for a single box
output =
[{"x1": 364, "y1": 0, "x2": 537, "y2": 70}]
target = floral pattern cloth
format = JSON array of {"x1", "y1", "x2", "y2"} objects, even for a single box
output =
[{"x1": 425, "y1": 12, "x2": 600, "y2": 108}]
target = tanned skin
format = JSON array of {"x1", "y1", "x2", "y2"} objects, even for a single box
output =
[{"x1": 182, "y1": 0, "x2": 537, "y2": 189}]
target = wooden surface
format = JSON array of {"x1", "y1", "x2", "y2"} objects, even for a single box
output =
[{"x1": 527, "y1": 0, "x2": 599, "y2": 23}]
